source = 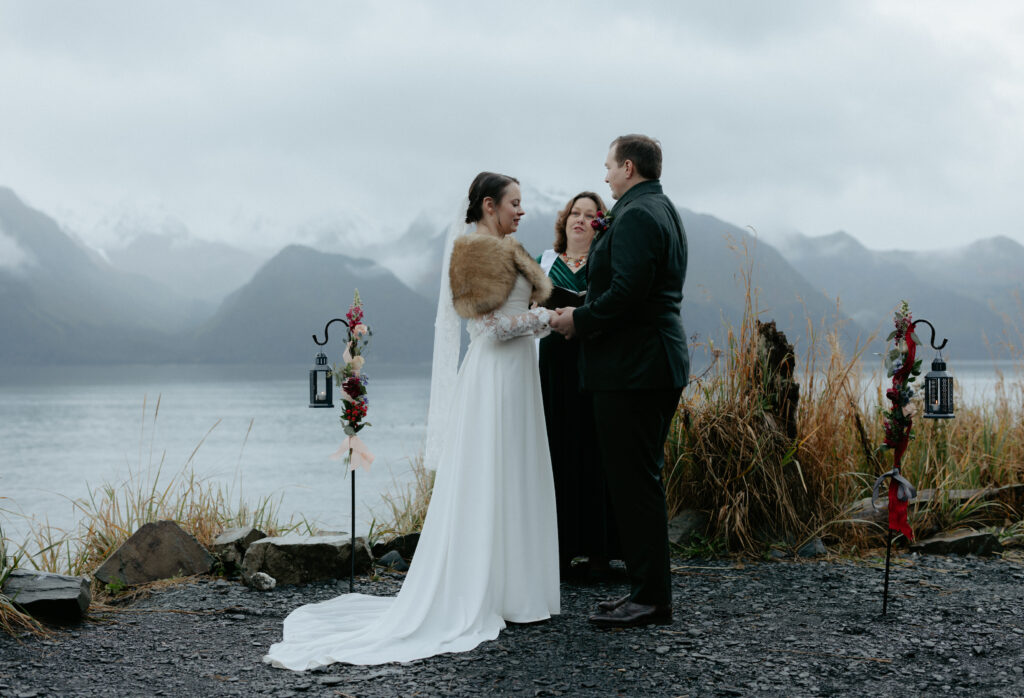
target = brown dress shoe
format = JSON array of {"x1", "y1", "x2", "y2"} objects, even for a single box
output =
[
  {"x1": 588, "y1": 601, "x2": 672, "y2": 629},
  {"x1": 596, "y1": 594, "x2": 630, "y2": 612}
]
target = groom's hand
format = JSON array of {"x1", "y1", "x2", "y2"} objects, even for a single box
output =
[{"x1": 549, "y1": 307, "x2": 576, "y2": 339}]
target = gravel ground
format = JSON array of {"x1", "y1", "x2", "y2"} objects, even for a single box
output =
[{"x1": 2, "y1": 552, "x2": 1024, "y2": 697}]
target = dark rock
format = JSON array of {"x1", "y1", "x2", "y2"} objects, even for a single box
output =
[
  {"x1": 371, "y1": 533, "x2": 420, "y2": 560},
  {"x1": 796, "y1": 537, "x2": 827, "y2": 558},
  {"x1": 376, "y1": 550, "x2": 409, "y2": 572},
  {"x1": 1, "y1": 570, "x2": 91, "y2": 622},
  {"x1": 212, "y1": 526, "x2": 267, "y2": 572},
  {"x1": 94, "y1": 520, "x2": 215, "y2": 586},
  {"x1": 241, "y1": 534, "x2": 372, "y2": 586},
  {"x1": 667, "y1": 510, "x2": 708, "y2": 547},
  {"x1": 911, "y1": 529, "x2": 1004, "y2": 556}
]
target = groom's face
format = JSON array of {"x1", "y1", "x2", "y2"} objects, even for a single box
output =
[{"x1": 604, "y1": 146, "x2": 629, "y2": 200}]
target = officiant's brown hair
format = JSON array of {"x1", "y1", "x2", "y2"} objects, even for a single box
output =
[
  {"x1": 553, "y1": 192, "x2": 607, "y2": 254},
  {"x1": 611, "y1": 134, "x2": 662, "y2": 180}
]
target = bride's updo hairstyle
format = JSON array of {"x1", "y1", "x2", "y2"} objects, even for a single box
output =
[{"x1": 465, "y1": 172, "x2": 519, "y2": 224}]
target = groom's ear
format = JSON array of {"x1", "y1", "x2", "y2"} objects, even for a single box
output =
[{"x1": 623, "y1": 159, "x2": 635, "y2": 178}]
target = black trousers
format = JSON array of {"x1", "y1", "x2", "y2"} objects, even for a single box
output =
[{"x1": 591, "y1": 386, "x2": 682, "y2": 606}]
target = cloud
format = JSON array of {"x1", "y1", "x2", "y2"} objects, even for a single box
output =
[{"x1": 0, "y1": 1, "x2": 1021, "y2": 252}]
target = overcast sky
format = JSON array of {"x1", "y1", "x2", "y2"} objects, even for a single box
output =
[{"x1": 1, "y1": 1, "x2": 1022, "y2": 252}]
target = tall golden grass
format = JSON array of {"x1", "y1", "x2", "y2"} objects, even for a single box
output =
[
  {"x1": 664, "y1": 248, "x2": 865, "y2": 553},
  {"x1": 665, "y1": 252, "x2": 1024, "y2": 554},
  {"x1": 370, "y1": 453, "x2": 435, "y2": 543}
]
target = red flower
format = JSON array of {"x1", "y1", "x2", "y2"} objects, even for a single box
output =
[
  {"x1": 343, "y1": 375, "x2": 364, "y2": 397},
  {"x1": 591, "y1": 211, "x2": 613, "y2": 233}
]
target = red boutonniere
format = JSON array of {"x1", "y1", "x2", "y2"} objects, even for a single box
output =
[{"x1": 591, "y1": 211, "x2": 613, "y2": 235}]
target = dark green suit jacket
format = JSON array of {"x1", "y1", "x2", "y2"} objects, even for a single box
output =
[{"x1": 573, "y1": 180, "x2": 689, "y2": 391}]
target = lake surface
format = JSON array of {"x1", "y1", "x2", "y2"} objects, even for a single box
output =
[
  {"x1": 846, "y1": 358, "x2": 1023, "y2": 408},
  {"x1": 0, "y1": 365, "x2": 430, "y2": 543},
  {"x1": 1, "y1": 359, "x2": 1020, "y2": 546}
]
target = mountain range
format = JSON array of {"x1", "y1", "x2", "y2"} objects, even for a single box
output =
[
  {"x1": 775, "y1": 231, "x2": 1024, "y2": 358},
  {"x1": 1, "y1": 185, "x2": 1021, "y2": 368}
]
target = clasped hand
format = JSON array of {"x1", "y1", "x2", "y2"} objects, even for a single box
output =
[{"x1": 548, "y1": 307, "x2": 576, "y2": 339}]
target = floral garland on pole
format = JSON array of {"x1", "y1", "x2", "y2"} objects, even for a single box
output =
[
  {"x1": 329, "y1": 290, "x2": 374, "y2": 472},
  {"x1": 873, "y1": 300, "x2": 922, "y2": 540}
]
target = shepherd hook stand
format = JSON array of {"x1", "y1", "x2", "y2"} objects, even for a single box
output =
[{"x1": 314, "y1": 318, "x2": 357, "y2": 593}]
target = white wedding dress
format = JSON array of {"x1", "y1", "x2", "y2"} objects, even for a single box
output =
[{"x1": 264, "y1": 275, "x2": 560, "y2": 670}]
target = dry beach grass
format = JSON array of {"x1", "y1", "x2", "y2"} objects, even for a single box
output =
[{"x1": 663, "y1": 259, "x2": 1024, "y2": 556}]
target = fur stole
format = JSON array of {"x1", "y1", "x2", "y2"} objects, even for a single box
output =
[{"x1": 448, "y1": 234, "x2": 552, "y2": 319}]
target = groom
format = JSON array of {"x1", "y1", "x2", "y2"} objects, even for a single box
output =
[{"x1": 549, "y1": 134, "x2": 689, "y2": 628}]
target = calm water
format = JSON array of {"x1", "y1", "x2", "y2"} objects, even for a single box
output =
[
  {"x1": 851, "y1": 358, "x2": 1023, "y2": 407},
  {"x1": 0, "y1": 365, "x2": 430, "y2": 543},
  {"x1": 1, "y1": 359, "x2": 1019, "y2": 546}
]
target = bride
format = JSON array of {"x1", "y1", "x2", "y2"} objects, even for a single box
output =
[{"x1": 264, "y1": 172, "x2": 560, "y2": 670}]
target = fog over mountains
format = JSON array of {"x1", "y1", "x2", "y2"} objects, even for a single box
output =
[{"x1": 1, "y1": 185, "x2": 1020, "y2": 368}]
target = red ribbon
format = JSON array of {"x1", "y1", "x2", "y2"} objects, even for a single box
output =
[{"x1": 887, "y1": 325, "x2": 917, "y2": 540}]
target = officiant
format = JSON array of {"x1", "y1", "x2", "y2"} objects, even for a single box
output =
[{"x1": 536, "y1": 191, "x2": 621, "y2": 579}]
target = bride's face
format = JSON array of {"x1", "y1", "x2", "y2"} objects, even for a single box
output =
[{"x1": 492, "y1": 184, "x2": 524, "y2": 236}]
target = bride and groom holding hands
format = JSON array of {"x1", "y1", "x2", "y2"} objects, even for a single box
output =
[{"x1": 265, "y1": 134, "x2": 689, "y2": 670}]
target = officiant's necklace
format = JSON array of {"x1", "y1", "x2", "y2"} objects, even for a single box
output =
[{"x1": 561, "y1": 251, "x2": 588, "y2": 270}]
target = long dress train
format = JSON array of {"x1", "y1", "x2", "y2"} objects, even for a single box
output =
[{"x1": 264, "y1": 275, "x2": 559, "y2": 669}]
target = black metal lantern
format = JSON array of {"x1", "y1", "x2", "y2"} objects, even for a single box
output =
[
  {"x1": 923, "y1": 353, "x2": 954, "y2": 419},
  {"x1": 309, "y1": 352, "x2": 333, "y2": 408},
  {"x1": 910, "y1": 318, "x2": 954, "y2": 420}
]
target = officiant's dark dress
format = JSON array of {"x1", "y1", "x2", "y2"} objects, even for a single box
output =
[{"x1": 536, "y1": 253, "x2": 620, "y2": 572}]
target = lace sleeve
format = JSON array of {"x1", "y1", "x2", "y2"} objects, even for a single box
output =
[{"x1": 473, "y1": 307, "x2": 551, "y2": 340}]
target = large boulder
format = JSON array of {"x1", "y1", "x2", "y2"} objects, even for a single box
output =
[
  {"x1": 94, "y1": 520, "x2": 215, "y2": 586},
  {"x1": 371, "y1": 533, "x2": 420, "y2": 561},
  {"x1": 241, "y1": 534, "x2": 373, "y2": 586},
  {"x1": 2, "y1": 570, "x2": 91, "y2": 622},
  {"x1": 212, "y1": 526, "x2": 267, "y2": 572},
  {"x1": 668, "y1": 510, "x2": 709, "y2": 547},
  {"x1": 376, "y1": 550, "x2": 410, "y2": 572},
  {"x1": 797, "y1": 537, "x2": 828, "y2": 558}
]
